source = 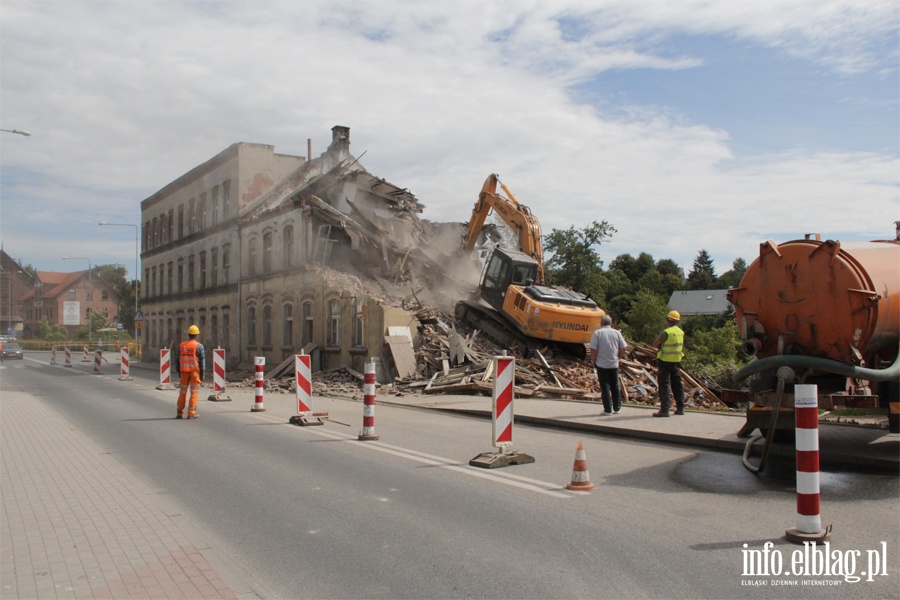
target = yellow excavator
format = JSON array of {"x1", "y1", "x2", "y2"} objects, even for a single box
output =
[{"x1": 455, "y1": 174, "x2": 605, "y2": 358}]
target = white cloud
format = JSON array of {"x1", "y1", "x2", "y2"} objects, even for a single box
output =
[{"x1": 0, "y1": 0, "x2": 896, "y2": 279}]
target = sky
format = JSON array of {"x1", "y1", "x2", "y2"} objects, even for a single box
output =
[{"x1": 1, "y1": 0, "x2": 897, "y2": 282}]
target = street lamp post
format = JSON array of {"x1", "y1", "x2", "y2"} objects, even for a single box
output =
[
  {"x1": 62, "y1": 257, "x2": 92, "y2": 343},
  {"x1": 98, "y1": 222, "x2": 140, "y2": 358},
  {"x1": 0, "y1": 128, "x2": 31, "y2": 136}
]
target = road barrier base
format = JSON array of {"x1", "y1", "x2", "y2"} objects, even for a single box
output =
[
  {"x1": 207, "y1": 393, "x2": 232, "y2": 402},
  {"x1": 469, "y1": 450, "x2": 535, "y2": 469},
  {"x1": 785, "y1": 525, "x2": 832, "y2": 545},
  {"x1": 289, "y1": 414, "x2": 325, "y2": 426}
]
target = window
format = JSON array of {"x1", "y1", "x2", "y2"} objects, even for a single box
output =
[
  {"x1": 222, "y1": 247, "x2": 230, "y2": 284},
  {"x1": 188, "y1": 198, "x2": 196, "y2": 234},
  {"x1": 177, "y1": 206, "x2": 184, "y2": 239},
  {"x1": 152, "y1": 217, "x2": 159, "y2": 247},
  {"x1": 212, "y1": 186, "x2": 220, "y2": 225},
  {"x1": 262, "y1": 305, "x2": 272, "y2": 347},
  {"x1": 211, "y1": 249, "x2": 218, "y2": 287},
  {"x1": 167, "y1": 209, "x2": 174, "y2": 242},
  {"x1": 222, "y1": 312, "x2": 230, "y2": 349},
  {"x1": 282, "y1": 303, "x2": 293, "y2": 347},
  {"x1": 101, "y1": 290, "x2": 108, "y2": 301},
  {"x1": 222, "y1": 180, "x2": 231, "y2": 221},
  {"x1": 177, "y1": 260, "x2": 184, "y2": 293},
  {"x1": 199, "y1": 252, "x2": 207, "y2": 289},
  {"x1": 198, "y1": 193, "x2": 207, "y2": 230},
  {"x1": 283, "y1": 226, "x2": 293, "y2": 268},
  {"x1": 85, "y1": 289, "x2": 92, "y2": 301},
  {"x1": 327, "y1": 299, "x2": 340, "y2": 347},
  {"x1": 302, "y1": 301, "x2": 314, "y2": 346},
  {"x1": 352, "y1": 297, "x2": 365, "y2": 347},
  {"x1": 248, "y1": 238, "x2": 257, "y2": 276},
  {"x1": 146, "y1": 268, "x2": 152, "y2": 298},
  {"x1": 247, "y1": 307, "x2": 257, "y2": 346},
  {"x1": 167, "y1": 262, "x2": 173, "y2": 294},
  {"x1": 263, "y1": 232, "x2": 274, "y2": 273},
  {"x1": 68, "y1": 289, "x2": 75, "y2": 300}
]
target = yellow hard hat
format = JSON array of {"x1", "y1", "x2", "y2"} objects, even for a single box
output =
[
  {"x1": 667, "y1": 310, "x2": 681, "y2": 321},
  {"x1": 187, "y1": 325, "x2": 200, "y2": 335}
]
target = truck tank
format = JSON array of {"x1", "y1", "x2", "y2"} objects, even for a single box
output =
[{"x1": 728, "y1": 235, "x2": 899, "y2": 365}]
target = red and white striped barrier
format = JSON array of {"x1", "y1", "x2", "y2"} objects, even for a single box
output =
[
  {"x1": 358, "y1": 360, "x2": 379, "y2": 440},
  {"x1": 82, "y1": 345, "x2": 90, "y2": 362},
  {"x1": 64, "y1": 345, "x2": 72, "y2": 368},
  {"x1": 207, "y1": 348, "x2": 232, "y2": 401},
  {"x1": 118, "y1": 347, "x2": 132, "y2": 380},
  {"x1": 288, "y1": 353, "x2": 324, "y2": 426},
  {"x1": 156, "y1": 348, "x2": 175, "y2": 390},
  {"x1": 469, "y1": 352, "x2": 534, "y2": 468},
  {"x1": 93, "y1": 349, "x2": 103, "y2": 374},
  {"x1": 51, "y1": 346, "x2": 58, "y2": 365},
  {"x1": 493, "y1": 354, "x2": 515, "y2": 447},
  {"x1": 785, "y1": 384, "x2": 831, "y2": 543},
  {"x1": 251, "y1": 356, "x2": 266, "y2": 412}
]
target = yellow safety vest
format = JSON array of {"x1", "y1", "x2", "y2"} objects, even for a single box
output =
[{"x1": 658, "y1": 325, "x2": 684, "y2": 363}]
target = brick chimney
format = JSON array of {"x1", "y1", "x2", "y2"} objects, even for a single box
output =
[{"x1": 328, "y1": 125, "x2": 350, "y2": 155}]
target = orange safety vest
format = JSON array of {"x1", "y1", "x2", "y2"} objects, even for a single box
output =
[{"x1": 179, "y1": 339, "x2": 201, "y2": 372}]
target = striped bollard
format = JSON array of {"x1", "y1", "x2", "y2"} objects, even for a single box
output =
[
  {"x1": 93, "y1": 349, "x2": 103, "y2": 374},
  {"x1": 65, "y1": 345, "x2": 73, "y2": 368},
  {"x1": 290, "y1": 353, "x2": 324, "y2": 426},
  {"x1": 156, "y1": 348, "x2": 175, "y2": 390},
  {"x1": 82, "y1": 345, "x2": 90, "y2": 362},
  {"x1": 118, "y1": 347, "x2": 132, "y2": 380},
  {"x1": 251, "y1": 356, "x2": 266, "y2": 412},
  {"x1": 207, "y1": 349, "x2": 232, "y2": 401},
  {"x1": 358, "y1": 359, "x2": 379, "y2": 440},
  {"x1": 469, "y1": 352, "x2": 534, "y2": 468},
  {"x1": 785, "y1": 384, "x2": 832, "y2": 543},
  {"x1": 51, "y1": 346, "x2": 57, "y2": 365}
]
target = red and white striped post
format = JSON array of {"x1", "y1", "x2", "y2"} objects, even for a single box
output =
[
  {"x1": 118, "y1": 347, "x2": 132, "y2": 380},
  {"x1": 288, "y1": 353, "x2": 325, "y2": 426},
  {"x1": 93, "y1": 349, "x2": 103, "y2": 374},
  {"x1": 64, "y1": 345, "x2": 73, "y2": 368},
  {"x1": 156, "y1": 348, "x2": 175, "y2": 390},
  {"x1": 251, "y1": 356, "x2": 266, "y2": 412},
  {"x1": 358, "y1": 359, "x2": 379, "y2": 440},
  {"x1": 469, "y1": 352, "x2": 534, "y2": 468},
  {"x1": 82, "y1": 345, "x2": 90, "y2": 362},
  {"x1": 785, "y1": 384, "x2": 831, "y2": 543},
  {"x1": 50, "y1": 346, "x2": 58, "y2": 365},
  {"x1": 207, "y1": 348, "x2": 232, "y2": 401}
]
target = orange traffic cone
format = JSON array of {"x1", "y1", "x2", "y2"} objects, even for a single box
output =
[{"x1": 566, "y1": 441, "x2": 595, "y2": 491}]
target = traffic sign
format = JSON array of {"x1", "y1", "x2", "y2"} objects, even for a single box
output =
[{"x1": 134, "y1": 310, "x2": 144, "y2": 321}]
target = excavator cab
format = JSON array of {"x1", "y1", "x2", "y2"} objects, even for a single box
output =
[{"x1": 480, "y1": 247, "x2": 539, "y2": 313}]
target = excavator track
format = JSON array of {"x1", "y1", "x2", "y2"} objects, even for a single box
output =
[{"x1": 455, "y1": 300, "x2": 587, "y2": 360}]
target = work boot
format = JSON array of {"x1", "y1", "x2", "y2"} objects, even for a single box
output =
[
  {"x1": 674, "y1": 409, "x2": 685, "y2": 415},
  {"x1": 653, "y1": 410, "x2": 670, "y2": 417},
  {"x1": 176, "y1": 413, "x2": 183, "y2": 419},
  {"x1": 187, "y1": 413, "x2": 198, "y2": 419}
]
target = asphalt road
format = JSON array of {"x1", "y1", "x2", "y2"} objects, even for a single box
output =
[{"x1": 3, "y1": 357, "x2": 898, "y2": 599}]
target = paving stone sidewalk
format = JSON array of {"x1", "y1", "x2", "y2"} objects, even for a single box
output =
[{"x1": 0, "y1": 388, "x2": 255, "y2": 600}]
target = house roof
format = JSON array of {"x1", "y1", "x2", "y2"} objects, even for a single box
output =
[{"x1": 667, "y1": 289, "x2": 733, "y2": 316}]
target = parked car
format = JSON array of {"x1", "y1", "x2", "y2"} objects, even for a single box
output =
[{"x1": 1, "y1": 343, "x2": 24, "y2": 360}]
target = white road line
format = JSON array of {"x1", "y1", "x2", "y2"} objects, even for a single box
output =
[{"x1": 280, "y1": 416, "x2": 573, "y2": 499}]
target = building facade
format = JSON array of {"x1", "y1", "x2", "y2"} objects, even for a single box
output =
[{"x1": 140, "y1": 126, "x2": 443, "y2": 376}]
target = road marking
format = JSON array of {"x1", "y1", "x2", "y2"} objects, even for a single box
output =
[{"x1": 281, "y1": 417, "x2": 573, "y2": 499}]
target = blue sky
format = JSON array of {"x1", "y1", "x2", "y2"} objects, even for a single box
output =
[{"x1": 1, "y1": 0, "x2": 897, "y2": 282}]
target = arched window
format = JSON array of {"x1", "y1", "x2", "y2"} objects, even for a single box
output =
[
  {"x1": 248, "y1": 238, "x2": 257, "y2": 276},
  {"x1": 327, "y1": 299, "x2": 340, "y2": 347},
  {"x1": 301, "y1": 300, "x2": 314, "y2": 346},
  {"x1": 283, "y1": 225, "x2": 294, "y2": 268},
  {"x1": 263, "y1": 232, "x2": 274, "y2": 273},
  {"x1": 247, "y1": 306, "x2": 257, "y2": 347},
  {"x1": 262, "y1": 305, "x2": 273, "y2": 347}
]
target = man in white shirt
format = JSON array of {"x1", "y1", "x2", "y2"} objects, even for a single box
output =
[{"x1": 589, "y1": 315, "x2": 628, "y2": 415}]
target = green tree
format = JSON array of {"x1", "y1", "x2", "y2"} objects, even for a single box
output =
[
  {"x1": 96, "y1": 263, "x2": 138, "y2": 332},
  {"x1": 621, "y1": 288, "x2": 669, "y2": 344},
  {"x1": 39, "y1": 317, "x2": 68, "y2": 341},
  {"x1": 716, "y1": 257, "x2": 748, "y2": 289},
  {"x1": 543, "y1": 220, "x2": 616, "y2": 301},
  {"x1": 686, "y1": 249, "x2": 717, "y2": 290}
]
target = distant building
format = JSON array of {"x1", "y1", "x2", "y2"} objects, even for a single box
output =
[
  {"x1": 1, "y1": 248, "x2": 121, "y2": 339},
  {"x1": 667, "y1": 289, "x2": 733, "y2": 317}
]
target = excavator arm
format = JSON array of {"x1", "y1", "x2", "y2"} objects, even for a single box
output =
[{"x1": 462, "y1": 173, "x2": 544, "y2": 283}]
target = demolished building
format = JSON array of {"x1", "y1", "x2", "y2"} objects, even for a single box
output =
[{"x1": 140, "y1": 125, "x2": 472, "y2": 379}]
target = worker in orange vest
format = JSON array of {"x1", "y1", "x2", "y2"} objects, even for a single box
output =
[{"x1": 175, "y1": 325, "x2": 206, "y2": 419}]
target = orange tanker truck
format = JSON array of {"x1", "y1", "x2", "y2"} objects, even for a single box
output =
[{"x1": 726, "y1": 228, "x2": 899, "y2": 470}]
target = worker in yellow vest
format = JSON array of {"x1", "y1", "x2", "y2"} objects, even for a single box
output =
[
  {"x1": 652, "y1": 310, "x2": 685, "y2": 417},
  {"x1": 175, "y1": 325, "x2": 206, "y2": 419}
]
